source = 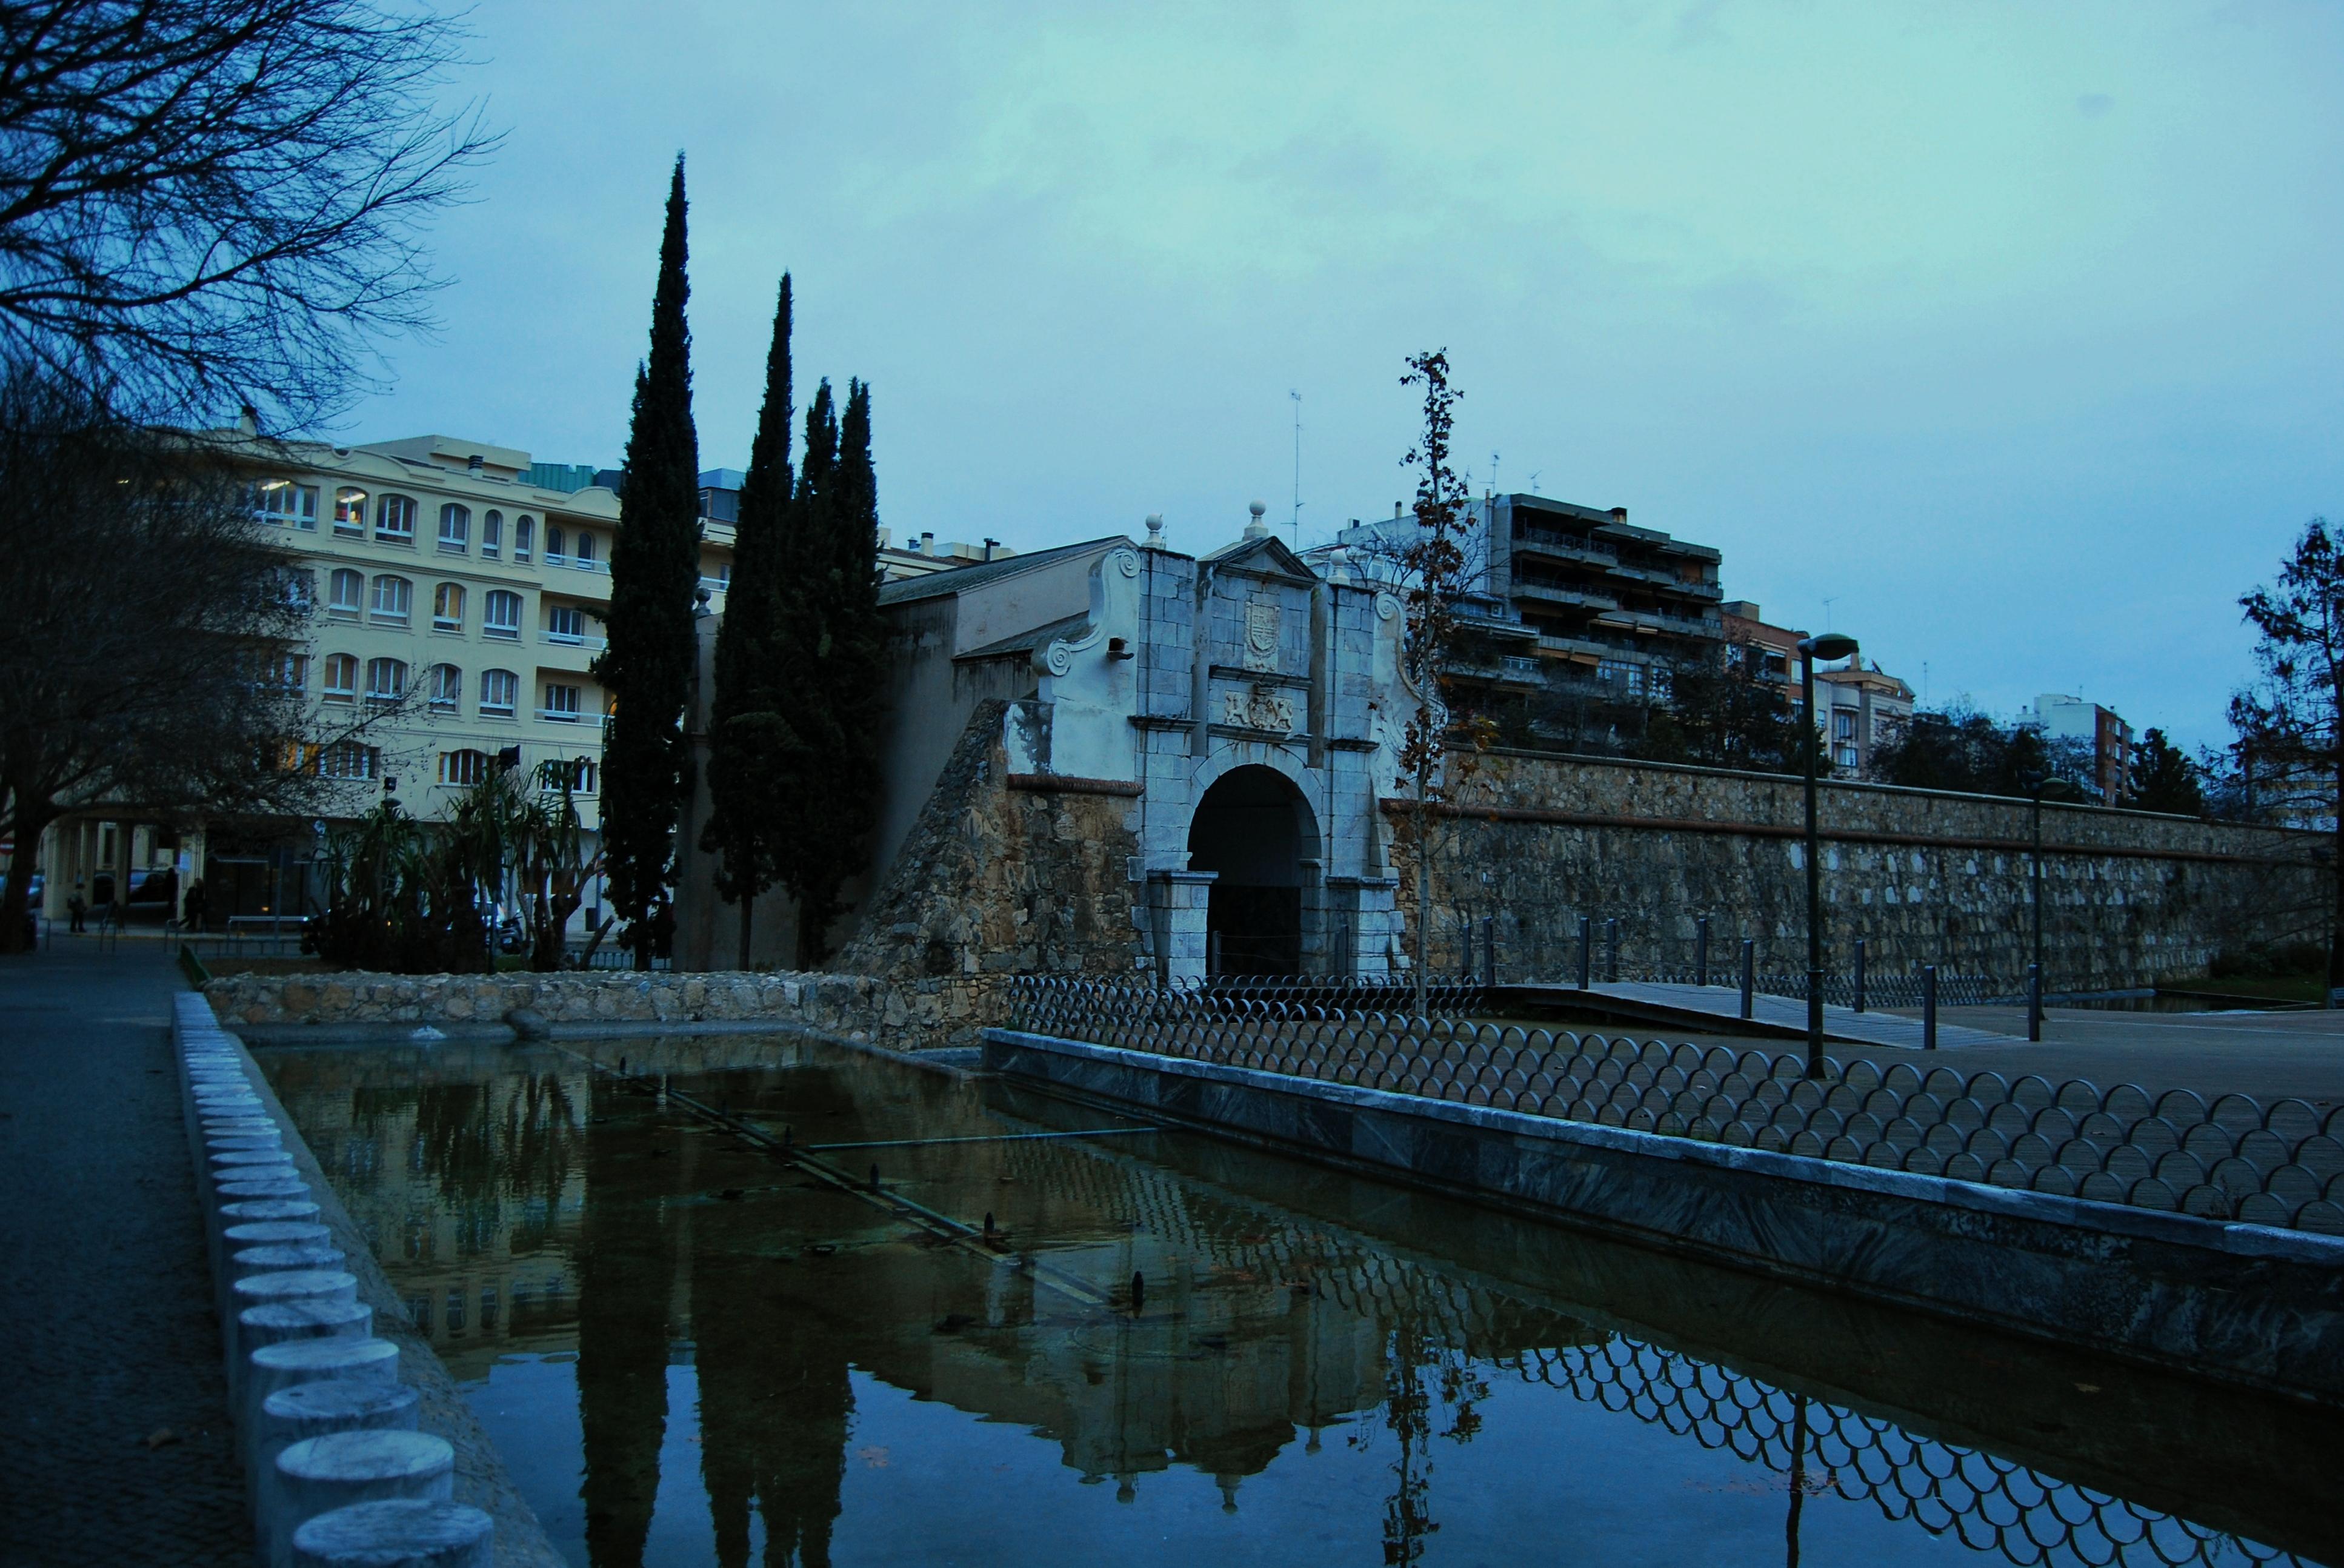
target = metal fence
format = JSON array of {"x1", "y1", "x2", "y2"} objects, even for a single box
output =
[{"x1": 1007, "y1": 978, "x2": 2344, "y2": 1236}]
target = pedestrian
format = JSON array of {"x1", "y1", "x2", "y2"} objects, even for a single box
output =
[
  {"x1": 182, "y1": 877, "x2": 207, "y2": 935},
  {"x1": 66, "y1": 882, "x2": 87, "y2": 934}
]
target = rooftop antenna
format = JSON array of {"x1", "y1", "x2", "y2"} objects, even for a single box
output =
[
  {"x1": 1822, "y1": 595, "x2": 1839, "y2": 633},
  {"x1": 1527, "y1": 470, "x2": 1542, "y2": 494},
  {"x1": 1491, "y1": 450, "x2": 1500, "y2": 498},
  {"x1": 1289, "y1": 390, "x2": 1304, "y2": 537}
]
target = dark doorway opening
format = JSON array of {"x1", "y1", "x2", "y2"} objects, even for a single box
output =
[{"x1": 1187, "y1": 765, "x2": 1316, "y2": 977}]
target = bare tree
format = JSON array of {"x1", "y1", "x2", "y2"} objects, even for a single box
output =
[
  {"x1": 0, "y1": 0, "x2": 496, "y2": 428},
  {"x1": 0, "y1": 364, "x2": 394, "y2": 949}
]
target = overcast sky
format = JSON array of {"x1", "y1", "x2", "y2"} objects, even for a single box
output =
[{"x1": 356, "y1": 1, "x2": 2344, "y2": 751}]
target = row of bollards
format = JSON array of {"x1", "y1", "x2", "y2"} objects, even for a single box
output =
[{"x1": 174, "y1": 994, "x2": 493, "y2": 1568}]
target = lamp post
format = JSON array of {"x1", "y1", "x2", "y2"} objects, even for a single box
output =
[{"x1": 1799, "y1": 631, "x2": 1860, "y2": 1079}]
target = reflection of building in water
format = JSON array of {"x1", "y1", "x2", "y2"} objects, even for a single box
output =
[{"x1": 265, "y1": 1045, "x2": 593, "y2": 1378}]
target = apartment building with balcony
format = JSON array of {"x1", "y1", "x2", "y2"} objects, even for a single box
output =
[
  {"x1": 2030, "y1": 693, "x2": 2134, "y2": 805},
  {"x1": 1480, "y1": 494, "x2": 1725, "y2": 704}
]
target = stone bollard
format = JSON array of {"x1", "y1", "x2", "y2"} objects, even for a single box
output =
[
  {"x1": 224, "y1": 1247, "x2": 350, "y2": 1355},
  {"x1": 218, "y1": 1178, "x2": 311, "y2": 1204},
  {"x1": 290, "y1": 1499, "x2": 490, "y2": 1568},
  {"x1": 251, "y1": 1378, "x2": 422, "y2": 1532},
  {"x1": 244, "y1": 1338, "x2": 401, "y2": 1464},
  {"x1": 235, "y1": 1300, "x2": 375, "y2": 1403},
  {"x1": 235, "y1": 1271, "x2": 359, "y2": 1317},
  {"x1": 268, "y1": 1432, "x2": 454, "y2": 1568},
  {"x1": 210, "y1": 1201, "x2": 322, "y2": 1278}
]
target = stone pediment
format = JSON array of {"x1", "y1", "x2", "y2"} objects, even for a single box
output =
[{"x1": 1199, "y1": 533, "x2": 1317, "y2": 586}]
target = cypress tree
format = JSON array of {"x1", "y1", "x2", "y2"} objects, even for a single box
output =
[
  {"x1": 699, "y1": 276, "x2": 796, "y2": 968},
  {"x1": 771, "y1": 378, "x2": 887, "y2": 967},
  {"x1": 596, "y1": 156, "x2": 702, "y2": 968}
]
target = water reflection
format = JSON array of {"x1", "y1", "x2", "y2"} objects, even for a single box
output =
[{"x1": 258, "y1": 1038, "x2": 2332, "y2": 1568}]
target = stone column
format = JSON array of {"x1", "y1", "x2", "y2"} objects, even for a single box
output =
[
  {"x1": 1296, "y1": 858, "x2": 1325, "y2": 974},
  {"x1": 1148, "y1": 869, "x2": 1216, "y2": 985},
  {"x1": 1324, "y1": 874, "x2": 1400, "y2": 976}
]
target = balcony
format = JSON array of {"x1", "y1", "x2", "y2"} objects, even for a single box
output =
[
  {"x1": 1512, "y1": 527, "x2": 1616, "y2": 564},
  {"x1": 536, "y1": 707, "x2": 582, "y2": 723},
  {"x1": 1512, "y1": 579, "x2": 1617, "y2": 611},
  {"x1": 539, "y1": 629, "x2": 607, "y2": 652}
]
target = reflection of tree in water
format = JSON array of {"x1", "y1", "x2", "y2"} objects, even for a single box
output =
[
  {"x1": 500, "y1": 1072, "x2": 582, "y2": 1252},
  {"x1": 692, "y1": 1208, "x2": 852, "y2": 1568},
  {"x1": 1365, "y1": 1322, "x2": 1489, "y2": 1566}
]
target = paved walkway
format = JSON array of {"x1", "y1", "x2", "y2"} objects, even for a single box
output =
[
  {"x1": 0, "y1": 938, "x2": 251, "y2": 1564},
  {"x1": 1579, "y1": 981, "x2": 2025, "y2": 1050}
]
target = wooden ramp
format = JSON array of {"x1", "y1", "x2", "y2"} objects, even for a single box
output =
[{"x1": 1491, "y1": 981, "x2": 2026, "y2": 1051}]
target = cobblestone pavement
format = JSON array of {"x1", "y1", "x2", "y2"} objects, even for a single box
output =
[{"x1": 0, "y1": 938, "x2": 253, "y2": 1565}]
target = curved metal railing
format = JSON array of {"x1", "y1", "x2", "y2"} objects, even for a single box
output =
[{"x1": 1004, "y1": 977, "x2": 2344, "y2": 1235}]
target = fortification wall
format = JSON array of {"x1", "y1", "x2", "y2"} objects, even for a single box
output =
[{"x1": 1385, "y1": 749, "x2": 2323, "y2": 991}]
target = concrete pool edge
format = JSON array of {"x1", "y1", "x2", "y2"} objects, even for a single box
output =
[
  {"x1": 199, "y1": 1020, "x2": 569, "y2": 1568},
  {"x1": 982, "y1": 1027, "x2": 2344, "y2": 1408}
]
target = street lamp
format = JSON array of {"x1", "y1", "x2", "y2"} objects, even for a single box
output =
[{"x1": 1799, "y1": 631, "x2": 1860, "y2": 1079}]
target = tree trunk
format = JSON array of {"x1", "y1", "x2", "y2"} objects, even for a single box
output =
[
  {"x1": 737, "y1": 896, "x2": 753, "y2": 973},
  {"x1": 2331, "y1": 754, "x2": 2343, "y2": 1003},
  {"x1": 0, "y1": 801, "x2": 55, "y2": 954},
  {"x1": 1412, "y1": 759, "x2": 1430, "y2": 1017}
]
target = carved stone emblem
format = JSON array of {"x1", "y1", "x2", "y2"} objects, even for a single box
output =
[
  {"x1": 1243, "y1": 597, "x2": 1279, "y2": 673},
  {"x1": 1220, "y1": 686, "x2": 1296, "y2": 733}
]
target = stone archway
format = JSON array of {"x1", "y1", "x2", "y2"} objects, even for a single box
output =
[{"x1": 1187, "y1": 765, "x2": 1317, "y2": 976}]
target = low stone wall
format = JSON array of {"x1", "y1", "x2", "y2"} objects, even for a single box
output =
[{"x1": 202, "y1": 969, "x2": 1002, "y2": 1052}]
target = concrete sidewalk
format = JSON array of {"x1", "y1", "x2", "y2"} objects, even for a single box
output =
[{"x1": 0, "y1": 940, "x2": 251, "y2": 1564}]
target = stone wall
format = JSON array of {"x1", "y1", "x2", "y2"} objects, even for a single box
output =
[
  {"x1": 201, "y1": 968, "x2": 994, "y2": 1053},
  {"x1": 1387, "y1": 749, "x2": 2324, "y2": 991},
  {"x1": 835, "y1": 699, "x2": 1147, "y2": 1032}
]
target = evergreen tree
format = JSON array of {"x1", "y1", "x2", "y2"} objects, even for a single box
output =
[
  {"x1": 770, "y1": 377, "x2": 888, "y2": 967},
  {"x1": 2125, "y1": 728, "x2": 2205, "y2": 816},
  {"x1": 699, "y1": 276, "x2": 796, "y2": 968},
  {"x1": 596, "y1": 157, "x2": 702, "y2": 968}
]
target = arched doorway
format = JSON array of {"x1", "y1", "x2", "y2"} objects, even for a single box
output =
[{"x1": 1187, "y1": 765, "x2": 1317, "y2": 977}]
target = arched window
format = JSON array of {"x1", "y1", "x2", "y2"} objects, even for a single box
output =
[
  {"x1": 481, "y1": 510, "x2": 502, "y2": 557},
  {"x1": 369, "y1": 574, "x2": 411, "y2": 622},
  {"x1": 439, "y1": 749, "x2": 489, "y2": 786},
  {"x1": 255, "y1": 480, "x2": 318, "y2": 529},
  {"x1": 333, "y1": 488, "x2": 367, "y2": 534},
  {"x1": 573, "y1": 532, "x2": 595, "y2": 567},
  {"x1": 429, "y1": 664, "x2": 461, "y2": 711},
  {"x1": 438, "y1": 503, "x2": 469, "y2": 552},
  {"x1": 322, "y1": 653, "x2": 358, "y2": 702},
  {"x1": 327, "y1": 569, "x2": 363, "y2": 617},
  {"x1": 433, "y1": 582, "x2": 464, "y2": 631},
  {"x1": 544, "y1": 524, "x2": 566, "y2": 562},
  {"x1": 364, "y1": 657, "x2": 408, "y2": 703},
  {"x1": 478, "y1": 668, "x2": 518, "y2": 716},
  {"x1": 375, "y1": 494, "x2": 416, "y2": 542},
  {"x1": 514, "y1": 516, "x2": 534, "y2": 560},
  {"x1": 482, "y1": 590, "x2": 522, "y2": 640}
]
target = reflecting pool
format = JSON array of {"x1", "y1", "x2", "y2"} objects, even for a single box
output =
[{"x1": 257, "y1": 1035, "x2": 2336, "y2": 1568}]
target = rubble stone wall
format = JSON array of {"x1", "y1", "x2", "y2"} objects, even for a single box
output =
[{"x1": 1388, "y1": 748, "x2": 2325, "y2": 990}]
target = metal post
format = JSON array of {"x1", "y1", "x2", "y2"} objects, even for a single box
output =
[
  {"x1": 1853, "y1": 938, "x2": 1866, "y2": 1014},
  {"x1": 2030, "y1": 790, "x2": 2045, "y2": 1041},
  {"x1": 1481, "y1": 916, "x2": 1496, "y2": 987},
  {"x1": 1922, "y1": 964, "x2": 1937, "y2": 1051},
  {"x1": 1696, "y1": 915, "x2": 1710, "y2": 987},
  {"x1": 1802, "y1": 649, "x2": 1825, "y2": 1078},
  {"x1": 1606, "y1": 918, "x2": 1620, "y2": 983},
  {"x1": 1577, "y1": 917, "x2": 1591, "y2": 990},
  {"x1": 1739, "y1": 939, "x2": 1755, "y2": 1020},
  {"x1": 1459, "y1": 917, "x2": 1473, "y2": 983},
  {"x1": 1208, "y1": 930, "x2": 1222, "y2": 980}
]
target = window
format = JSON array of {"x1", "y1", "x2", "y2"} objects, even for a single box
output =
[
  {"x1": 573, "y1": 532, "x2": 595, "y2": 567},
  {"x1": 433, "y1": 582, "x2": 464, "y2": 631},
  {"x1": 364, "y1": 657, "x2": 408, "y2": 703},
  {"x1": 552, "y1": 757, "x2": 598, "y2": 794},
  {"x1": 439, "y1": 749, "x2": 489, "y2": 786},
  {"x1": 438, "y1": 503, "x2": 469, "y2": 553},
  {"x1": 714, "y1": 562, "x2": 731, "y2": 593},
  {"x1": 319, "y1": 741, "x2": 379, "y2": 780},
  {"x1": 483, "y1": 590, "x2": 522, "y2": 640},
  {"x1": 276, "y1": 568, "x2": 316, "y2": 612},
  {"x1": 514, "y1": 516, "x2": 533, "y2": 560},
  {"x1": 370, "y1": 574, "x2": 411, "y2": 623},
  {"x1": 1836, "y1": 745, "x2": 1860, "y2": 770},
  {"x1": 255, "y1": 480, "x2": 318, "y2": 530},
  {"x1": 328, "y1": 569, "x2": 363, "y2": 617},
  {"x1": 545, "y1": 605, "x2": 584, "y2": 643},
  {"x1": 481, "y1": 511, "x2": 502, "y2": 558},
  {"x1": 429, "y1": 663, "x2": 461, "y2": 711},
  {"x1": 322, "y1": 654, "x2": 358, "y2": 702},
  {"x1": 333, "y1": 488, "x2": 367, "y2": 535},
  {"x1": 542, "y1": 682, "x2": 580, "y2": 722},
  {"x1": 479, "y1": 668, "x2": 518, "y2": 717},
  {"x1": 544, "y1": 524, "x2": 566, "y2": 563},
  {"x1": 1833, "y1": 712, "x2": 1856, "y2": 741},
  {"x1": 271, "y1": 653, "x2": 310, "y2": 692},
  {"x1": 375, "y1": 494, "x2": 416, "y2": 542}
]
